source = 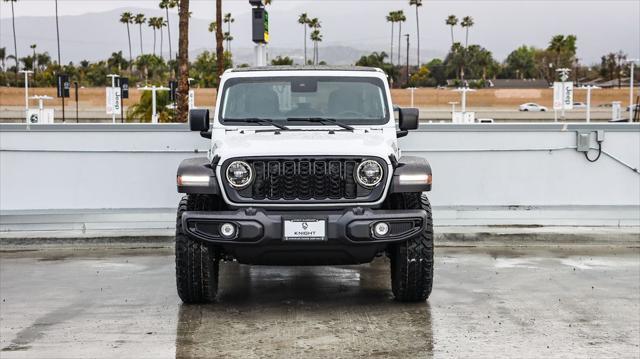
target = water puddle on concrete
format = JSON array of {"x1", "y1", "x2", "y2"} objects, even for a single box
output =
[{"x1": 0, "y1": 246, "x2": 638, "y2": 358}]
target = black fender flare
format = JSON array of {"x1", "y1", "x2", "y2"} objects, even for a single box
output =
[
  {"x1": 176, "y1": 157, "x2": 220, "y2": 194},
  {"x1": 389, "y1": 156, "x2": 432, "y2": 193}
]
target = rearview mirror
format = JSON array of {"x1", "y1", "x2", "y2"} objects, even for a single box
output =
[
  {"x1": 189, "y1": 109, "x2": 210, "y2": 132},
  {"x1": 398, "y1": 107, "x2": 419, "y2": 131}
]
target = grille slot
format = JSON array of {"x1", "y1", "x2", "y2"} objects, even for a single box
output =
[{"x1": 245, "y1": 158, "x2": 366, "y2": 201}]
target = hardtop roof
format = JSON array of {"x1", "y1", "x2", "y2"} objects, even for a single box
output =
[{"x1": 228, "y1": 65, "x2": 383, "y2": 73}]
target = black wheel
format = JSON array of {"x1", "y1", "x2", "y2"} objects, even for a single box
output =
[
  {"x1": 175, "y1": 194, "x2": 222, "y2": 304},
  {"x1": 387, "y1": 193, "x2": 434, "y2": 302}
]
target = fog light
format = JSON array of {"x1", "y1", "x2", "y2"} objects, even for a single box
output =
[
  {"x1": 373, "y1": 222, "x2": 390, "y2": 237},
  {"x1": 220, "y1": 223, "x2": 236, "y2": 239}
]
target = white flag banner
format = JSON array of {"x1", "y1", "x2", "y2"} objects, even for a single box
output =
[
  {"x1": 106, "y1": 88, "x2": 112, "y2": 114},
  {"x1": 106, "y1": 87, "x2": 122, "y2": 115},
  {"x1": 188, "y1": 90, "x2": 195, "y2": 109},
  {"x1": 553, "y1": 82, "x2": 574, "y2": 110}
]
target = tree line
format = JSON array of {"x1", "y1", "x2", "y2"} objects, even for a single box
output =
[
  {"x1": 358, "y1": 19, "x2": 636, "y2": 89},
  {"x1": 1, "y1": 1, "x2": 636, "y2": 91}
]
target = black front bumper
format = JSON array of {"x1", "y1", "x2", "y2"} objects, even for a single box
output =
[{"x1": 181, "y1": 208, "x2": 427, "y2": 265}]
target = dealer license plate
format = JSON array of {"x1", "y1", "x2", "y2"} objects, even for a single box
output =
[{"x1": 283, "y1": 219, "x2": 327, "y2": 241}]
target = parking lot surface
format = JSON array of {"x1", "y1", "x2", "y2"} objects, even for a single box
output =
[{"x1": 1, "y1": 245, "x2": 638, "y2": 358}]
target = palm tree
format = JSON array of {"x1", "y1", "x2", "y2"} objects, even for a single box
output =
[
  {"x1": 545, "y1": 34, "x2": 576, "y2": 70},
  {"x1": 308, "y1": 18, "x2": 321, "y2": 65},
  {"x1": 223, "y1": 13, "x2": 235, "y2": 52},
  {"x1": 158, "y1": 17, "x2": 167, "y2": 60},
  {"x1": 476, "y1": 47, "x2": 493, "y2": 81},
  {"x1": 215, "y1": 0, "x2": 224, "y2": 83},
  {"x1": 6, "y1": 54, "x2": 17, "y2": 70},
  {"x1": 147, "y1": 17, "x2": 162, "y2": 56},
  {"x1": 148, "y1": 17, "x2": 156, "y2": 56},
  {"x1": 134, "y1": 14, "x2": 146, "y2": 55},
  {"x1": 120, "y1": 12, "x2": 134, "y2": 69},
  {"x1": 223, "y1": 32, "x2": 234, "y2": 53},
  {"x1": 159, "y1": 0, "x2": 178, "y2": 61},
  {"x1": 177, "y1": 0, "x2": 190, "y2": 122},
  {"x1": 395, "y1": 10, "x2": 406, "y2": 66},
  {"x1": 0, "y1": 47, "x2": 6, "y2": 71},
  {"x1": 447, "y1": 42, "x2": 466, "y2": 80},
  {"x1": 29, "y1": 44, "x2": 36, "y2": 78},
  {"x1": 54, "y1": 0, "x2": 62, "y2": 67},
  {"x1": 298, "y1": 13, "x2": 310, "y2": 65},
  {"x1": 36, "y1": 52, "x2": 50, "y2": 73},
  {"x1": 148, "y1": 17, "x2": 164, "y2": 57},
  {"x1": 409, "y1": 0, "x2": 423, "y2": 66},
  {"x1": 461, "y1": 16, "x2": 474, "y2": 47},
  {"x1": 4, "y1": 0, "x2": 19, "y2": 83},
  {"x1": 19, "y1": 56, "x2": 33, "y2": 73},
  {"x1": 445, "y1": 15, "x2": 458, "y2": 47},
  {"x1": 615, "y1": 51, "x2": 627, "y2": 88},
  {"x1": 310, "y1": 30, "x2": 323, "y2": 65},
  {"x1": 386, "y1": 11, "x2": 395, "y2": 66},
  {"x1": 108, "y1": 51, "x2": 127, "y2": 72},
  {"x1": 208, "y1": 21, "x2": 218, "y2": 47}
]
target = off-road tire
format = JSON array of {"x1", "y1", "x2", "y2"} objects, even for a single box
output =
[
  {"x1": 388, "y1": 193, "x2": 434, "y2": 302},
  {"x1": 175, "y1": 195, "x2": 220, "y2": 304}
]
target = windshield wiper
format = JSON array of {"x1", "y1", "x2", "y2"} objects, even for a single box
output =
[
  {"x1": 225, "y1": 118, "x2": 290, "y2": 131},
  {"x1": 286, "y1": 117, "x2": 354, "y2": 131}
]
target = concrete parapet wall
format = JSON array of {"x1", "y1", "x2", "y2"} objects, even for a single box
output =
[{"x1": 1, "y1": 123, "x2": 639, "y2": 238}]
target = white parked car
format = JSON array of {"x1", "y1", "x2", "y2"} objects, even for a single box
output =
[
  {"x1": 519, "y1": 103, "x2": 548, "y2": 112},
  {"x1": 573, "y1": 102, "x2": 587, "y2": 109}
]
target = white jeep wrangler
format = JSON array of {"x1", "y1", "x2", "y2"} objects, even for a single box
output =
[{"x1": 175, "y1": 66, "x2": 433, "y2": 303}]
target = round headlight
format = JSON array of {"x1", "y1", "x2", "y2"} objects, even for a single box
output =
[
  {"x1": 226, "y1": 161, "x2": 253, "y2": 188},
  {"x1": 355, "y1": 160, "x2": 383, "y2": 188}
]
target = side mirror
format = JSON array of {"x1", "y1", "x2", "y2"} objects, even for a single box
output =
[
  {"x1": 398, "y1": 107, "x2": 419, "y2": 131},
  {"x1": 189, "y1": 109, "x2": 210, "y2": 132}
]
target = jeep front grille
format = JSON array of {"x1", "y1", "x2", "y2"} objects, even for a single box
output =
[
  {"x1": 252, "y1": 159, "x2": 357, "y2": 200},
  {"x1": 221, "y1": 157, "x2": 387, "y2": 204}
]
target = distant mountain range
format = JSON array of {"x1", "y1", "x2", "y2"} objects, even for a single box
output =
[{"x1": 0, "y1": 8, "x2": 443, "y2": 66}]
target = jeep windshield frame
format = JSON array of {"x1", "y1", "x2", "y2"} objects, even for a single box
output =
[{"x1": 217, "y1": 76, "x2": 391, "y2": 127}]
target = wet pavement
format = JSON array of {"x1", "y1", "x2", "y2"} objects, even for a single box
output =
[{"x1": 0, "y1": 246, "x2": 638, "y2": 358}]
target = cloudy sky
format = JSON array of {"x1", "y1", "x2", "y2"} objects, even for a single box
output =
[{"x1": 1, "y1": 0, "x2": 639, "y2": 64}]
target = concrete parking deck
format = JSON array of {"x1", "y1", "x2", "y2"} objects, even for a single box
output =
[{"x1": 1, "y1": 245, "x2": 639, "y2": 358}]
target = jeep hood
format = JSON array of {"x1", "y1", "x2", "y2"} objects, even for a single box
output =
[{"x1": 213, "y1": 130, "x2": 397, "y2": 163}]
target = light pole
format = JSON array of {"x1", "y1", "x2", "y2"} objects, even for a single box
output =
[
  {"x1": 19, "y1": 70, "x2": 33, "y2": 123},
  {"x1": 54, "y1": 0, "x2": 66, "y2": 123},
  {"x1": 451, "y1": 88, "x2": 476, "y2": 123},
  {"x1": 578, "y1": 85, "x2": 600, "y2": 123},
  {"x1": 407, "y1": 87, "x2": 416, "y2": 107},
  {"x1": 448, "y1": 101, "x2": 459, "y2": 122},
  {"x1": 627, "y1": 59, "x2": 638, "y2": 121},
  {"x1": 453, "y1": 87, "x2": 476, "y2": 113},
  {"x1": 405, "y1": 34, "x2": 410, "y2": 87}
]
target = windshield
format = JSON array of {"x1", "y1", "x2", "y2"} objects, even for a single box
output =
[{"x1": 219, "y1": 76, "x2": 390, "y2": 125}]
